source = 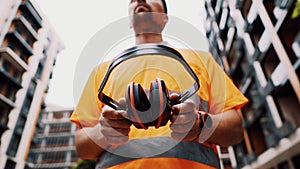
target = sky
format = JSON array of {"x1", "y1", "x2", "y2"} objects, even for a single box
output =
[{"x1": 33, "y1": 0, "x2": 207, "y2": 108}]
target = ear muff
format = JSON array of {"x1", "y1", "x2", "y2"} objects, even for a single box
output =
[
  {"x1": 98, "y1": 44, "x2": 200, "y2": 115},
  {"x1": 149, "y1": 78, "x2": 171, "y2": 128},
  {"x1": 126, "y1": 78, "x2": 171, "y2": 129}
]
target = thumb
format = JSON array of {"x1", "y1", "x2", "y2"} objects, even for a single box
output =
[{"x1": 169, "y1": 93, "x2": 180, "y2": 101}]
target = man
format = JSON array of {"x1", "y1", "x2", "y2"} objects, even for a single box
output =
[{"x1": 71, "y1": 0, "x2": 248, "y2": 168}]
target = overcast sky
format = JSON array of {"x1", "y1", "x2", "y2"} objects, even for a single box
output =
[{"x1": 33, "y1": 0, "x2": 207, "y2": 108}]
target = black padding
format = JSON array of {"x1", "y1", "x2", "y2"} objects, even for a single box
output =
[{"x1": 133, "y1": 83, "x2": 151, "y2": 111}]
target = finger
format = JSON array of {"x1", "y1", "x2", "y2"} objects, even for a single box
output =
[
  {"x1": 171, "y1": 105, "x2": 180, "y2": 115},
  {"x1": 172, "y1": 100, "x2": 196, "y2": 114},
  {"x1": 171, "y1": 130, "x2": 199, "y2": 141},
  {"x1": 171, "y1": 132, "x2": 188, "y2": 141},
  {"x1": 117, "y1": 110, "x2": 130, "y2": 119},
  {"x1": 170, "y1": 122, "x2": 195, "y2": 133},
  {"x1": 101, "y1": 127, "x2": 130, "y2": 137},
  {"x1": 169, "y1": 93, "x2": 180, "y2": 101},
  {"x1": 106, "y1": 136, "x2": 129, "y2": 146},
  {"x1": 184, "y1": 129, "x2": 200, "y2": 141},
  {"x1": 102, "y1": 106, "x2": 127, "y2": 120},
  {"x1": 170, "y1": 113, "x2": 197, "y2": 124},
  {"x1": 102, "y1": 105, "x2": 117, "y2": 119},
  {"x1": 119, "y1": 98, "x2": 126, "y2": 105},
  {"x1": 104, "y1": 119, "x2": 132, "y2": 129}
]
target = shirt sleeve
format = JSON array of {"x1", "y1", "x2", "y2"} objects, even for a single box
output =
[
  {"x1": 70, "y1": 61, "x2": 110, "y2": 128},
  {"x1": 205, "y1": 53, "x2": 249, "y2": 113}
]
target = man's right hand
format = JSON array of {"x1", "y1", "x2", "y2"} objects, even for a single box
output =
[{"x1": 99, "y1": 98, "x2": 132, "y2": 146}]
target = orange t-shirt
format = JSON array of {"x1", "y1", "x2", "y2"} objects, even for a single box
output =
[
  {"x1": 70, "y1": 49, "x2": 248, "y2": 169},
  {"x1": 71, "y1": 49, "x2": 248, "y2": 130}
]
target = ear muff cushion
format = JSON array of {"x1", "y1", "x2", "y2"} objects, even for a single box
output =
[{"x1": 133, "y1": 83, "x2": 151, "y2": 111}]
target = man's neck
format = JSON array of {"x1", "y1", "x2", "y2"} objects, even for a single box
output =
[{"x1": 135, "y1": 33, "x2": 163, "y2": 45}]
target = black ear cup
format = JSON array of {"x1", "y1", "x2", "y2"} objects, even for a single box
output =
[{"x1": 126, "y1": 78, "x2": 171, "y2": 129}]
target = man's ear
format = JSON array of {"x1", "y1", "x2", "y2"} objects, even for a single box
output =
[
  {"x1": 129, "y1": 15, "x2": 133, "y2": 29},
  {"x1": 164, "y1": 14, "x2": 168, "y2": 24},
  {"x1": 161, "y1": 14, "x2": 168, "y2": 29}
]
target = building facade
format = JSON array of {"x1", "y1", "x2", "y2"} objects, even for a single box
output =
[
  {"x1": 0, "y1": 0, "x2": 64, "y2": 168},
  {"x1": 204, "y1": 0, "x2": 300, "y2": 168},
  {"x1": 27, "y1": 107, "x2": 78, "y2": 169}
]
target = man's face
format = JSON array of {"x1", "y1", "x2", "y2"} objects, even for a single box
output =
[
  {"x1": 129, "y1": 0, "x2": 165, "y2": 14},
  {"x1": 128, "y1": 0, "x2": 167, "y2": 34}
]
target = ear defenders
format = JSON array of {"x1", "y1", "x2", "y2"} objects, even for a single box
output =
[
  {"x1": 126, "y1": 78, "x2": 171, "y2": 129},
  {"x1": 98, "y1": 44, "x2": 200, "y2": 129}
]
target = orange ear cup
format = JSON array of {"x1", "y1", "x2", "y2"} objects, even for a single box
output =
[{"x1": 126, "y1": 82, "x2": 150, "y2": 129}]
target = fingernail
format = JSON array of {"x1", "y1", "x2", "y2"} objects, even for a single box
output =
[{"x1": 111, "y1": 145, "x2": 119, "y2": 149}]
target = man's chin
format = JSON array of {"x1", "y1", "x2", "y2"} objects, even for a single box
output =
[
  {"x1": 133, "y1": 13, "x2": 152, "y2": 23},
  {"x1": 134, "y1": 12, "x2": 152, "y2": 17}
]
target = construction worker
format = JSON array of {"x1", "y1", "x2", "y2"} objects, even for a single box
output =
[{"x1": 71, "y1": 0, "x2": 249, "y2": 168}]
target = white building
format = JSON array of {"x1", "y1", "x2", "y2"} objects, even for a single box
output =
[
  {"x1": 28, "y1": 106, "x2": 78, "y2": 169},
  {"x1": 0, "y1": 0, "x2": 64, "y2": 168},
  {"x1": 204, "y1": 0, "x2": 300, "y2": 168}
]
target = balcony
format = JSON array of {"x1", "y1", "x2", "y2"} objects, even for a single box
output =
[
  {"x1": 0, "y1": 91, "x2": 15, "y2": 108},
  {"x1": 227, "y1": 39, "x2": 245, "y2": 77},
  {"x1": 278, "y1": 11, "x2": 300, "y2": 65},
  {"x1": 18, "y1": 0, "x2": 42, "y2": 32},
  {"x1": 0, "y1": 49, "x2": 27, "y2": 89},
  {"x1": 37, "y1": 132, "x2": 74, "y2": 138},
  {"x1": 0, "y1": 71, "x2": 21, "y2": 103},
  {"x1": 263, "y1": 0, "x2": 277, "y2": 25},
  {"x1": 242, "y1": 77, "x2": 265, "y2": 124},
  {"x1": 7, "y1": 30, "x2": 33, "y2": 57},
  {"x1": 0, "y1": 47, "x2": 28, "y2": 71},
  {"x1": 12, "y1": 15, "x2": 38, "y2": 47},
  {"x1": 27, "y1": 79, "x2": 37, "y2": 97},
  {"x1": 243, "y1": 127, "x2": 300, "y2": 169},
  {"x1": 275, "y1": 0, "x2": 295, "y2": 9},
  {"x1": 260, "y1": 45, "x2": 281, "y2": 81},
  {"x1": 2, "y1": 34, "x2": 32, "y2": 64},
  {"x1": 292, "y1": 32, "x2": 300, "y2": 58},
  {"x1": 31, "y1": 145, "x2": 76, "y2": 153},
  {"x1": 0, "y1": 68, "x2": 22, "y2": 88},
  {"x1": 0, "y1": 100, "x2": 10, "y2": 137},
  {"x1": 32, "y1": 162, "x2": 77, "y2": 169},
  {"x1": 271, "y1": 80, "x2": 300, "y2": 129},
  {"x1": 0, "y1": 123, "x2": 9, "y2": 139},
  {"x1": 236, "y1": 0, "x2": 252, "y2": 19}
]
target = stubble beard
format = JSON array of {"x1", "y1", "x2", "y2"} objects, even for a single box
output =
[{"x1": 133, "y1": 12, "x2": 162, "y2": 35}]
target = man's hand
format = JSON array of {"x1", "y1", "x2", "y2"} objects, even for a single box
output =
[
  {"x1": 169, "y1": 94, "x2": 201, "y2": 141},
  {"x1": 99, "y1": 99, "x2": 131, "y2": 146}
]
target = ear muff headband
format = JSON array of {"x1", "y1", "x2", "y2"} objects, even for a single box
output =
[{"x1": 98, "y1": 44, "x2": 200, "y2": 110}]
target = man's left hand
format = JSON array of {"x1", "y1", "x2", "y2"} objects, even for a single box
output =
[{"x1": 169, "y1": 94, "x2": 201, "y2": 141}]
